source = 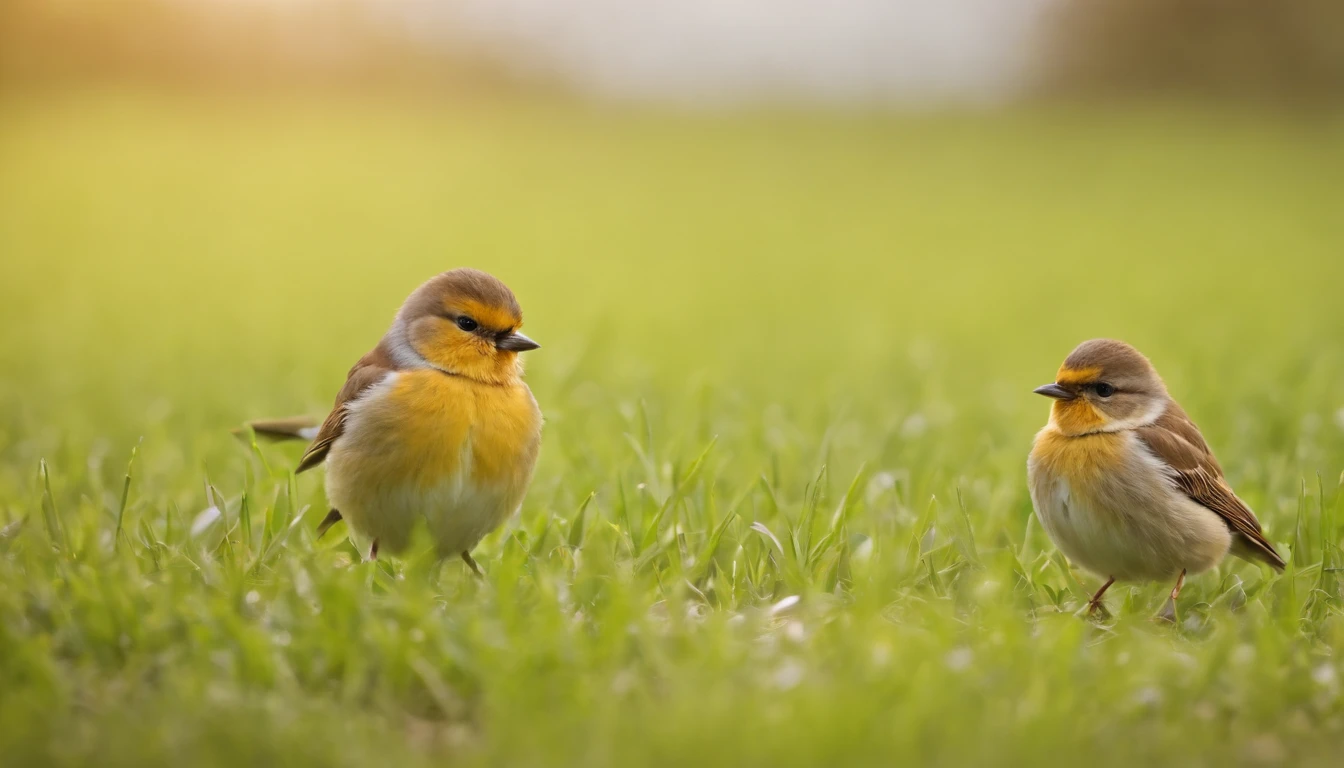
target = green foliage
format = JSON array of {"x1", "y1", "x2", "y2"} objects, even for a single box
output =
[{"x1": 2, "y1": 92, "x2": 1343, "y2": 766}]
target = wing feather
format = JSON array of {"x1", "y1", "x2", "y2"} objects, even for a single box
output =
[
  {"x1": 296, "y1": 344, "x2": 397, "y2": 474},
  {"x1": 1137, "y1": 402, "x2": 1285, "y2": 570}
]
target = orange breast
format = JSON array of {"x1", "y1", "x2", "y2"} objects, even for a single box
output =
[
  {"x1": 462, "y1": 379, "x2": 542, "y2": 486},
  {"x1": 1051, "y1": 399, "x2": 1106, "y2": 435},
  {"x1": 386, "y1": 370, "x2": 541, "y2": 489},
  {"x1": 1031, "y1": 428, "x2": 1128, "y2": 493}
]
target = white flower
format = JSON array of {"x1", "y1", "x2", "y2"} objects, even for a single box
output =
[
  {"x1": 900, "y1": 414, "x2": 928, "y2": 438},
  {"x1": 770, "y1": 595, "x2": 801, "y2": 615},
  {"x1": 773, "y1": 661, "x2": 805, "y2": 690},
  {"x1": 944, "y1": 647, "x2": 973, "y2": 672},
  {"x1": 1133, "y1": 687, "x2": 1162, "y2": 707},
  {"x1": 1313, "y1": 664, "x2": 1337, "y2": 688},
  {"x1": 191, "y1": 506, "x2": 221, "y2": 537}
]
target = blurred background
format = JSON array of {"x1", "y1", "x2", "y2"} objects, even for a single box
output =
[
  {"x1": 3, "y1": 4, "x2": 1344, "y2": 765},
  {"x1": 1, "y1": 0, "x2": 1342, "y2": 458},
  {"x1": 3, "y1": 0, "x2": 1341, "y2": 102}
]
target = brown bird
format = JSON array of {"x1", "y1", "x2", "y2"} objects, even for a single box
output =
[
  {"x1": 250, "y1": 268, "x2": 542, "y2": 571},
  {"x1": 1027, "y1": 339, "x2": 1284, "y2": 618}
]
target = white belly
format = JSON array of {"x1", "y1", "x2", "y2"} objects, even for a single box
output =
[
  {"x1": 1027, "y1": 431, "x2": 1233, "y2": 582},
  {"x1": 320, "y1": 373, "x2": 526, "y2": 558},
  {"x1": 327, "y1": 464, "x2": 515, "y2": 558}
]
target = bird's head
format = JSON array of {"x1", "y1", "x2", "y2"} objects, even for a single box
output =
[
  {"x1": 1034, "y1": 339, "x2": 1168, "y2": 435},
  {"x1": 397, "y1": 268, "x2": 539, "y2": 385}
]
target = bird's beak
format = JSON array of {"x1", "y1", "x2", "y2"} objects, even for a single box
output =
[
  {"x1": 1033, "y1": 383, "x2": 1075, "y2": 400},
  {"x1": 496, "y1": 331, "x2": 540, "y2": 352}
]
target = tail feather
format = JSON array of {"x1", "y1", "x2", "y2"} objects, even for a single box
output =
[
  {"x1": 1234, "y1": 534, "x2": 1287, "y2": 572},
  {"x1": 315, "y1": 509, "x2": 343, "y2": 540},
  {"x1": 237, "y1": 416, "x2": 322, "y2": 442}
]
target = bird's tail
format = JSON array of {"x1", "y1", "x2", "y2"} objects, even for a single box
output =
[
  {"x1": 1233, "y1": 534, "x2": 1287, "y2": 572},
  {"x1": 315, "y1": 509, "x2": 343, "y2": 539},
  {"x1": 235, "y1": 416, "x2": 322, "y2": 442}
]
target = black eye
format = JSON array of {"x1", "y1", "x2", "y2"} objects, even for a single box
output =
[
  {"x1": 1094, "y1": 382, "x2": 1116, "y2": 398},
  {"x1": 455, "y1": 316, "x2": 479, "y2": 332}
]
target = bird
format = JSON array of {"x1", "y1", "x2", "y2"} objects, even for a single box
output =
[
  {"x1": 1026, "y1": 339, "x2": 1284, "y2": 618},
  {"x1": 249, "y1": 268, "x2": 542, "y2": 573}
]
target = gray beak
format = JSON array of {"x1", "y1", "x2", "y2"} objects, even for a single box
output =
[
  {"x1": 1033, "y1": 383, "x2": 1075, "y2": 400},
  {"x1": 496, "y1": 331, "x2": 540, "y2": 352}
]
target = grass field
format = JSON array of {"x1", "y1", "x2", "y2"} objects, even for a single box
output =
[{"x1": 2, "y1": 90, "x2": 1343, "y2": 766}]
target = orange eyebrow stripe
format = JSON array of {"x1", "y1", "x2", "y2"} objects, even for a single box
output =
[
  {"x1": 1055, "y1": 366, "x2": 1102, "y2": 385},
  {"x1": 453, "y1": 299, "x2": 521, "y2": 331}
]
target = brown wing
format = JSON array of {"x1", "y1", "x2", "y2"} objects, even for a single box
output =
[
  {"x1": 1137, "y1": 402, "x2": 1285, "y2": 570},
  {"x1": 296, "y1": 344, "x2": 397, "y2": 474}
]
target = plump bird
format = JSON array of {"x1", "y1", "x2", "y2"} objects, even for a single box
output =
[
  {"x1": 1027, "y1": 339, "x2": 1284, "y2": 617},
  {"x1": 251, "y1": 268, "x2": 542, "y2": 572}
]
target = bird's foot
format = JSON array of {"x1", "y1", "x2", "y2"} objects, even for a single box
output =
[
  {"x1": 1085, "y1": 596, "x2": 1112, "y2": 620},
  {"x1": 1081, "y1": 576, "x2": 1116, "y2": 620},
  {"x1": 1154, "y1": 569, "x2": 1186, "y2": 624},
  {"x1": 1155, "y1": 600, "x2": 1178, "y2": 624}
]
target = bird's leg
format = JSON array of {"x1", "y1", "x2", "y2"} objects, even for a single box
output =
[
  {"x1": 461, "y1": 551, "x2": 484, "y2": 578},
  {"x1": 369, "y1": 539, "x2": 379, "y2": 561},
  {"x1": 1087, "y1": 576, "x2": 1116, "y2": 616},
  {"x1": 1157, "y1": 569, "x2": 1186, "y2": 623},
  {"x1": 315, "y1": 509, "x2": 342, "y2": 540}
]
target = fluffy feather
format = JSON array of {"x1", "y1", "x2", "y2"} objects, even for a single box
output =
[
  {"x1": 278, "y1": 268, "x2": 543, "y2": 561},
  {"x1": 1028, "y1": 339, "x2": 1284, "y2": 594}
]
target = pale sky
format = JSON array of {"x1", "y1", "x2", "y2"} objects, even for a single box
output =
[{"x1": 393, "y1": 0, "x2": 1053, "y2": 105}]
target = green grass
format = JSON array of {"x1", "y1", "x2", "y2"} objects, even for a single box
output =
[{"x1": 2, "y1": 90, "x2": 1344, "y2": 766}]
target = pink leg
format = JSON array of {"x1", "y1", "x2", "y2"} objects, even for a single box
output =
[
  {"x1": 1157, "y1": 569, "x2": 1186, "y2": 623},
  {"x1": 1170, "y1": 569, "x2": 1186, "y2": 602}
]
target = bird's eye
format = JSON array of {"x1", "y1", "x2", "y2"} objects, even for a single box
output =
[
  {"x1": 455, "y1": 316, "x2": 479, "y2": 332},
  {"x1": 1094, "y1": 382, "x2": 1116, "y2": 398}
]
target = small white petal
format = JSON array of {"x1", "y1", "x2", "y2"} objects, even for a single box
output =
[
  {"x1": 770, "y1": 595, "x2": 801, "y2": 615},
  {"x1": 900, "y1": 413, "x2": 928, "y2": 438},
  {"x1": 1232, "y1": 644, "x2": 1257, "y2": 666},
  {"x1": 1133, "y1": 687, "x2": 1162, "y2": 707},
  {"x1": 945, "y1": 647, "x2": 974, "y2": 672},
  {"x1": 773, "y1": 661, "x2": 805, "y2": 690},
  {"x1": 191, "y1": 506, "x2": 221, "y2": 537},
  {"x1": 1313, "y1": 664, "x2": 1337, "y2": 687}
]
